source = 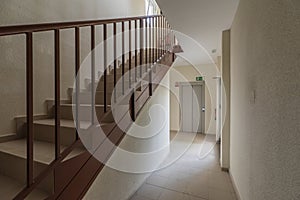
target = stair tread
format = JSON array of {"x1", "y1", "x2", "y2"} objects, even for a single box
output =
[
  {"x1": 0, "y1": 174, "x2": 48, "y2": 200},
  {"x1": 34, "y1": 119, "x2": 113, "y2": 129},
  {"x1": 34, "y1": 119, "x2": 91, "y2": 129},
  {"x1": 0, "y1": 139, "x2": 85, "y2": 164},
  {"x1": 61, "y1": 103, "x2": 111, "y2": 108}
]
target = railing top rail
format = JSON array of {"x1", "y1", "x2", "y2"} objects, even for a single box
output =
[{"x1": 0, "y1": 15, "x2": 161, "y2": 36}]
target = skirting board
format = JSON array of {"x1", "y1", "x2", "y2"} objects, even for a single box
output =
[
  {"x1": 221, "y1": 167, "x2": 229, "y2": 172},
  {"x1": 229, "y1": 170, "x2": 242, "y2": 200}
]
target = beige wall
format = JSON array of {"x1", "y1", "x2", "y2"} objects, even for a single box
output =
[
  {"x1": 221, "y1": 30, "x2": 230, "y2": 169},
  {"x1": 169, "y1": 62, "x2": 217, "y2": 135},
  {"x1": 230, "y1": 0, "x2": 300, "y2": 199},
  {"x1": 0, "y1": 0, "x2": 145, "y2": 135}
]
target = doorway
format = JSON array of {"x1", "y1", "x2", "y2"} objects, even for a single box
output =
[{"x1": 179, "y1": 82, "x2": 205, "y2": 133}]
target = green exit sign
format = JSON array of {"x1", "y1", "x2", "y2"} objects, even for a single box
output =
[{"x1": 196, "y1": 76, "x2": 203, "y2": 81}]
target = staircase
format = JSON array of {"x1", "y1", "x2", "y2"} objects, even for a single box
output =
[{"x1": 0, "y1": 15, "x2": 175, "y2": 199}]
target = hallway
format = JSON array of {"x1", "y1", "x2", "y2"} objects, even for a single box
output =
[{"x1": 130, "y1": 132, "x2": 237, "y2": 200}]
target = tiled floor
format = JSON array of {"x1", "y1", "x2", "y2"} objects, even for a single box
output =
[{"x1": 130, "y1": 132, "x2": 237, "y2": 200}]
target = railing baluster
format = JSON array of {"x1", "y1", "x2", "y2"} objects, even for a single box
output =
[
  {"x1": 113, "y1": 23, "x2": 117, "y2": 102},
  {"x1": 149, "y1": 17, "x2": 154, "y2": 96},
  {"x1": 144, "y1": 18, "x2": 148, "y2": 65},
  {"x1": 122, "y1": 21, "x2": 125, "y2": 95},
  {"x1": 158, "y1": 17, "x2": 162, "y2": 59},
  {"x1": 129, "y1": 21, "x2": 132, "y2": 88},
  {"x1": 103, "y1": 24, "x2": 107, "y2": 112},
  {"x1": 140, "y1": 19, "x2": 143, "y2": 78},
  {"x1": 75, "y1": 27, "x2": 80, "y2": 140},
  {"x1": 163, "y1": 16, "x2": 164, "y2": 54},
  {"x1": 148, "y1": 18, "x2": 151, "y2": 65},
  {"x1": 164, "y1": 17, "x2": 166, "y2": 53},
  {"x1": 91, "y1": 25, "x2": 95, "y2": 124},
  {"x1": 154, "y1": 17, "x2": 158, "y2": 62},
  {"x1": 26, "y1": 32, "x2": 34, "y2": 187},
  {"x1": 130, "y1": 90, "x2": 135, "y2": 121},
  {"x1": 173, "y1": 33, "x2": 176, "y2": 62},
  {"x1": 54, "y1": 29, "x2": 61, "y2": 159},
  {"x1": 152, "y1": 17, "x2": 155, "y2": 63},
  {"x1": 163, "y1": 16, "x2": 166, "y2": 54},
  {"x1": 134, "y1": 20, "x2": 138, "y2": 82},
  {"x1": 162, "y1": 16, "x2": 164, "y2": 55},
  {"x1": 158, "y1": 17, "x2": 160, "y2": 61},
  {"x1": 158, "y1": 16, "x2": 160, "y2": 58},
  {"x1": 165, "y1": 17, "x2": 167, "y2": 53}
]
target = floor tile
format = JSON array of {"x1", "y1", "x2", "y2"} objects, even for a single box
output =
[
  {"x1": 131, "y1": 194, "x2": 154, "y2": 200},
  {"x1": 146, "y1": 175, "x2": 169, "y2": 188},
  {"x1": 185, "y1": 182, "x2": 209, "y2": 199},
  {"x1": 158, "y1": 189, "x2": 186, "y2": 200},
  {"x1": 209, "y1": 188, "x2": 237, "y2": 200},
  {"x1": 130, "y1": 133, "x2": 238, "y2": 200},
  {"x1": 136, "y1": 184, "x2": 163, "y2": 200}
]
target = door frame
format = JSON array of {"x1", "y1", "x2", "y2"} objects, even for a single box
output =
[{"x1": 178, "y1": 81, "x2": 205, "y2": 133}]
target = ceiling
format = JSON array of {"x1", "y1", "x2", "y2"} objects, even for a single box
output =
[{"x1": 155, "y1": 0, "x2": 239, "y2": 65}]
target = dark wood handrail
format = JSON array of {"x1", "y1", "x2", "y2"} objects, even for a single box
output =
[
  {"x1": 1, "y1": 13, "x2": 176, "y2": 199},
  {"x1": 0, "y1": 15, "x2": 160, "y2": 36}
]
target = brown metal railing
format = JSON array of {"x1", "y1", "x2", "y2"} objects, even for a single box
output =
[{"x1": 0, "y1": 14, "x2": 175, "y2": 199}]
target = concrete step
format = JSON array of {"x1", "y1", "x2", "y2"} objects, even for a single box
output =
[
  {"x1": 87, "y1": 80, "x2": 135, "y2": 93},
  {"x1": 32, "y1": 119, "x2": 114, "y2": 145},
  {"x1": 0, "y1": 139, "x2": 84, "y2": 194},
  {"x1": 0, "y1": 174, "x2": 48, "y2": 200},
  {"x1": 68, "y1": 90, "x2": 113, "y2": 105},
  {"x1": 60, "y1": 104, "x2": 109, "y2": 121},
  {"x1": 33, "y1": 119, "x2": 86, "y2": 145}
]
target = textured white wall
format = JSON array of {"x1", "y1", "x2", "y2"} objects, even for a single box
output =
[
  {"x1": 230, "y1": 0, "x2": 300, "y2": 199},
  {"x1": 0, "y1": 0, "x2": 145, "y2": 135}
]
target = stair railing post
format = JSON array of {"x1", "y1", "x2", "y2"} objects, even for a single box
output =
[
  {"x1": 122, "y1": 21, "x2": 125, "y2": 95},
  {"x1": 149, "y1": 17, "x2": 153, "y2": 96},
  {"x1": 103, "y1": 24, "x2": 108, "y2": 112},
  {"x1": 160, "y1": 16, "x2": 163, "y2": 58},
  {"x1": 129, "y1": 20, "x2": 132, "y2": 88},
  {"x1": 75, "y1": 27, "x2": 80, "y2": 140},
  {"x1": 145, "y1": 18, "x2": 148, "y2": 68},
  {"x1": 149, "y1": 17, "x2": 151, "y2": 64},
  {"x1": 91, "y1": 25, "x2": 95, "y2": 125},
  {"x1": 152, "y1": 17, "x2": 155, "y2": 63},
  {"x1": 135, "y1": 20, "x2": 138, "y2": 83},
  {"x1": 26, "y1": 32, "x2": 34, "y2": 187},
  {"x1": 156, "y1": 17, "x2": 158, "y2": 62},
  {"x1": 140, "y1": 18, "x2": 143, "y2": 78},
  {"x1": 113, "y1": 22, "x2": 117, "y2": 102},
  {"x1": 54, "y1": 29, "x2": 61, "y2": 159},
  {"x1": 130, "y1": 90, "x2": 135, "y2": 121},
  {"x1": 162, "y1": 16, "x2": 165, "y2": 54},
  {"x1": 165, "y1": 17, "x2": 167, "y2": 53}
]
